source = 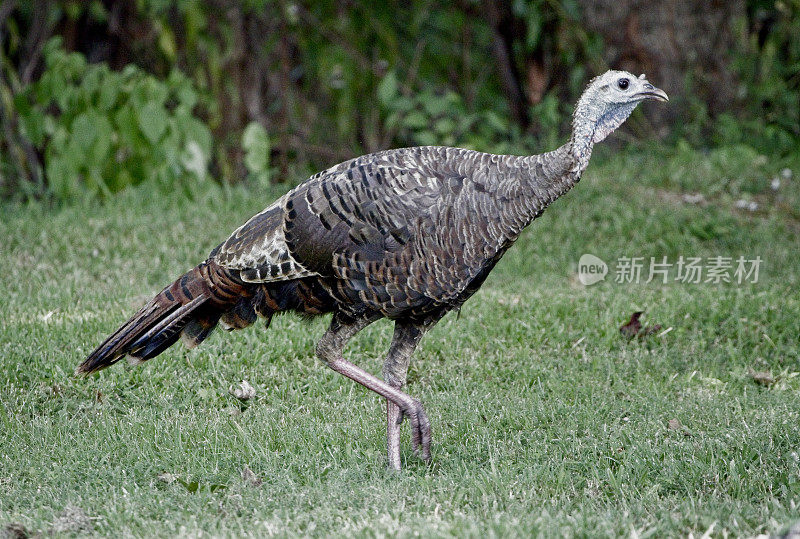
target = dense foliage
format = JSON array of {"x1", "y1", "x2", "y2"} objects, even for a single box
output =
[
  {"x1": 13, "y1": 37, "x2": 214, "y2": 199},
  {"x1": 0, "y1": 0, "x2": 797, "y2": 201},
  {"x1": 723, "y1": 0, "x2": 800, "y2": 153}
]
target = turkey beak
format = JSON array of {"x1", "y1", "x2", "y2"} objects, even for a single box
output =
[{"x1": 637, "y1": 82, "x2": 669, "y2": 102}]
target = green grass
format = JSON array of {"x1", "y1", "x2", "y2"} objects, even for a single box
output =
[{"x1": 1, "y1": 147, "x2": 799, "y2": 537}]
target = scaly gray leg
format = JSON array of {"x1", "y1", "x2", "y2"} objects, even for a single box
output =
[
  {"x1": 383, "y1": 322, "x2": 426, "y2": 470},
  {"x1": 316, "y1": 313, "x2": 431, "y2": 468}
]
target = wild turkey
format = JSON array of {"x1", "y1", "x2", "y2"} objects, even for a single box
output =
[{"x1": 78, "y1": 70, "x2": 667, "y2": 470}]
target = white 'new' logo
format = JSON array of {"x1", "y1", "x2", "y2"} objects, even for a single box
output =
[{"x1": 578, "y1": 254, "x2": 608, "y2": 286}]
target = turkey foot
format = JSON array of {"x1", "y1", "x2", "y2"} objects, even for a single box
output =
[{"x1": 397, "y1": 398, "x2": 431, "y2": 462}]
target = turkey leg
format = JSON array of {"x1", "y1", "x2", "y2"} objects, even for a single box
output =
[
  {"x1": 383, "y1": 322, "x2": 426, "y2": 470},
  {"x1": 316, "y1": 313, "x2": 431, "y2": 469}
]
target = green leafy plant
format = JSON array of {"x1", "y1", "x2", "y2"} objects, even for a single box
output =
[{"x1": 14, "y1": 37, "x2": 214, "y2": 200}]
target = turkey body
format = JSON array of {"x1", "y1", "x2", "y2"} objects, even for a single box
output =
[
  {"x1": 79, "y1": 69, "x2": 667, "y2": 469},
  {"x1": 79, "y1": 144, "x2": 577, "y2": 467},
  {"x1": 213, "y1": 144, "x2": 576, "y2": 328}
]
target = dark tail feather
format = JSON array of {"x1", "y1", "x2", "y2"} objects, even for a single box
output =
[
  {"x1": 78, "y1": 260, "x2": 333, "y2": 375},
  {"x1": 77, "y1": 292, "x2": 208, "y2": 375},
  {"x1": 128, "y1": 295, "x2": 206, "y2": 360},
  {"x1": 181, "y1": 313, "x2": 222, "y2": 349},
  {"x1": 77, "y1": 262, "x2": 235, "y2": 375}
]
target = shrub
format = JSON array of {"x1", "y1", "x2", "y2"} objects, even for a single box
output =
[{"x1": 13, "y1": 37, "x2": 215, "y2": 201}]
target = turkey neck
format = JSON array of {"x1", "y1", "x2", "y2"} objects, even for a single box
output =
[
  {"x1": 518, "y1": 142, "x2": 583, "y2": 203},
  {"x1": 568, "y1": 95, "x2": 600, "y2": 172},
  {"x1": 499, "y1": 99, "x2": 607, "y2": 229},
  {"x1": 498, "y1": 140, "x2": 585, "y2": 224}
]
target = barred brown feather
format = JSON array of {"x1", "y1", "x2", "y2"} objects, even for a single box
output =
[{"x1": 78, "y1": 261, "x2": 249, "y2": 373}]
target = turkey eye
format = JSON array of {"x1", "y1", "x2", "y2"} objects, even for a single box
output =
[{"x1": 618, "y1": 78, "x2": 629, "y2": 90}]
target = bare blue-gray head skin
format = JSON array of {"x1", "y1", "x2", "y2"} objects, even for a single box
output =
[{"x1": 570, "y1": 70, "x2": 668, "y2": 168}]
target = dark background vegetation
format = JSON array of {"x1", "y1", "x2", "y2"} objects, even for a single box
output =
[{"x1": 0, "y1": 0, "x2": 798, "y2": 200}]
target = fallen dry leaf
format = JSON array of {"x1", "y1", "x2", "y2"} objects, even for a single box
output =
[
  {"x1": 231, "y1": 380, "x2": 256, "y2": 400},
  {"x1": 748, "y1": 368, "x2": 775, "y2": 387},
  {"x1": 644, "y1": 324, "x2": 663, "y2": 336},
  {"x1": 682, "y1": 193, "x2": 706, "y2": 205},
  {"x1": 620, "y1": 311, "x2": 663, "y2": 340},
  {"x1": 667, "y1": 418, "x2": 691, "y2": 437},
  {"x1": 241, "y1": 465, "x2": 263, "y2": 487},
  {"x1": 620, "y1": 311, "x2": 644, "y2": 339},
  {"x1": 157, "y1": 472, "x2": 178, "y2": 484}
]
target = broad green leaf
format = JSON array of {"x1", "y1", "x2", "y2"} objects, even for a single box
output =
[
  {"x1": 98, "y1": 72, "x2": 121, "y2": 110},
  {"x1": 88, "y1": 0, "x2": 108, "y2": 22},
  {"x1": 81, "y1": 66, "x2": 103, "y2": 99},
  {"x1": 158, "y1": 25, "x2": 177, "y2": 61},
  {"x1": 384, "y1": 111, "x2": 401, "y2": 131},
  {"x1": 392, "y1": 96, "x2": 414, "y2": 113},
  {"x1": 114, "y1": 106, "x2": 140, "y2": 148},
  {"x1": 89, "y1": 115, "x2": 113, "y2": 165},
  {"x1": 71, "y1": 112, "x2": 97, "y2": 151},
  {"x1": 415, "y1": 130, "x2": 437, "y2": 146},
  {"x1": 434, "y1": 117, "x2": 456, "y2": 135},
  {"x1": 17, "y1": 107, "x2": 46, "y2": 146},
  {"x1": 55, "y1": 85, "x2": 75, "y2": 111},
  {"x1": 143, "y1": 77, "x2": 169, "y2": 107},
  {"x1": 403, "y1": 111, "x2": 428, "y2": 130},
  {"x1": 485, "y1": 111, "x2": 508, "y2": 132},
  {"x1": 176, "y1": 82, "x2": 198, "y2": 111},
  {"x1": 63, "y1": 51, "x2": 87, "y2": 80},
  {"x1": 43, "y1": 115, "x2": 57, "y2": 137},
  {"x1": 12, "y1": 92, "x2": 31, "y2": 116},
  {"x1": 45, "y1": 149, "x2": 78, "y2": 200},
  {"x1": 177, "y1": 116, "x2": 212, "y2": 157},
  {"x1": 137, "y1": 102, "x2": 168, "y2": 144},
  {"x1": 421, "y1": 93, "x2": 450, "y2": 116},
  {"x1": 63, "y1": 137, "x2": 87, "y2": 172},
  {"x1": 181, "y1": 140, "x2": 208, "y2": 180}
]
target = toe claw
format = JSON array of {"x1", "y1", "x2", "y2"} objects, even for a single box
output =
[
  {"x1": 394, "y1": 398, "x2": 432, "y2": 462},
  {"x1": 407, "y1": 400, "x2": 430, "y2": 460}
]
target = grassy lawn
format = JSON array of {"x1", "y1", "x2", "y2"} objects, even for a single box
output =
[{"x1": 1, "y1": 146, "x2": 799, "y2": 536}]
